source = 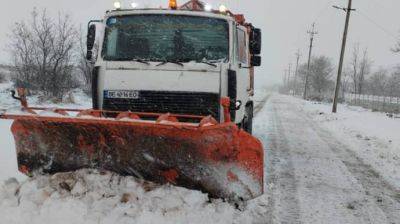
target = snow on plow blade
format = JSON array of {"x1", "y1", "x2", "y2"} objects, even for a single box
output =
[{"x1": 3, "y1": 109, "x2": 264, "y2": 200}]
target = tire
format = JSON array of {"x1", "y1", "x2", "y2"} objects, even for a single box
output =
[{"x1": 242, "y1": 104, "x2": 253, "y2": 134}]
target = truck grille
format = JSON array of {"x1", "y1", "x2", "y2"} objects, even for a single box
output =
[{"x1": 103, "y1": 91, "x2": 220, "y2": 120}]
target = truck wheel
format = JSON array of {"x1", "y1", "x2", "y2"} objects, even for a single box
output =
[{"x1": 242, "y1": 104, "x2": 253, "y2": 134}]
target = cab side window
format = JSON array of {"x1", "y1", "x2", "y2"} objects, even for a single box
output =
[{"x1": 237, "y1": 29, "x2": 248, "y2": 65}]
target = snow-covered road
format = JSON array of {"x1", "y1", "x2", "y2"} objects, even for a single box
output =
[
  {"x1": 257, "y1": 94, "x2": 400, "y2": 224},
  {"x1": 1, "y1": 93, "x2": 400, "y2": 223}
]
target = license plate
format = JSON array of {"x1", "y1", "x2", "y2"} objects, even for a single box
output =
[{"x1": 105, "y1": 90, "x2": 139, "y2": 99}]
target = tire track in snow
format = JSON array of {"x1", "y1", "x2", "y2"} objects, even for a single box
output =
[
  {"x1": 263, "y1": 102, "x2": 302, "y2": 224},
  {"x1": 254, "y1": 93, "x2": 272, "y2": 116},
  {"x1": 302, "y1": 112, "x2": 400, "y2": 224},
  {"x1": 259, "y1": 95, "x2": 398, "y2": 223}
]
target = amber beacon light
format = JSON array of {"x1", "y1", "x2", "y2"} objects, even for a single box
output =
[{"x1": 169, "y1": 0, "x2": 178, "y2": 9}]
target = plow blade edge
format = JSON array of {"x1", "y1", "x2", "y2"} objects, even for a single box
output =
[{"x1": 10, "y1": 116, "x2": 264, "y2": 200}]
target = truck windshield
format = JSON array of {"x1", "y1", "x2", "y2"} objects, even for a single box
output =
[{"x1": 102, "y1": 14, "x2": 229, "y2": 63}]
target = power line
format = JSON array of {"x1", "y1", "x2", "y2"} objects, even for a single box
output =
[
  {"x1": 355, "y1": 0, "x2": 398, "y2": 40},
  {"x1": 313, "y1": 0, "x2": 335, "y2": 23},
  {"x1": 294, "y1": 0, "x2": 333, "y2": 54},
  {"x1": 364, "y1": 0, "x2": 387, "y2": 12},
  {"x1": 355, "y1": 9, "x2": 398, "y2": 41}
]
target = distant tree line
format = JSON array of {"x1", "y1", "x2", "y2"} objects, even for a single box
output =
[
  {"x1": 284, "y1": 43, "x2": 400, "y2": 101},
  {"x1": 0, "y1": 67, "x2": 6, "y2": 83},
  {"x1": 285, "y1": 55, "x2": 335, "y2": 101},
  {"x1": 365, "y1": 68, "x2": 400, "y2": 98},
  {"x1": 0, "y1": 73, "x2": 5, "y2": 83},
  {"x1": 8, "y1": 8, "x2": 93, "y2": 101}
]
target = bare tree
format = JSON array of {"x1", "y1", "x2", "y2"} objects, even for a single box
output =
[
  {"x1": 367, "y1": 68, "x2": 388, "y2": 96},
  {"x1": 309, "y1": 56, "x2": 334, "y2": 97},
  {"x1": 295, "y1": 63, "x2": 308, "y2": 95},
  {"x1": 76, "y1": 27, "x2": 97, "y2": 94},
  {"x1": 393, "y1": 35, "x2": 400, "y2": 53},
  {"x1": 340, "y1": 68, "x2": 351, "y2": 99},
  {"x1": 387, "y1": 68, "x2": 400, "y2": 97},
  {"x1": 9, "y1": 8, "x2": 79, "y2": 100},
  {"x1": 358, "y1": 48, "x2": 372, "y2": 94},
  {"x1": 350, "y1": 44, "x2": 359, "y2": 93},
  {"x1": 294, "y1": 56, "x2": 334, "y2": 101},
  {"x1": 0, "y1": 72, "x2": 5, "y2": 83},
  {"x1": 0, "y1": 65, "x2": 7, "y2": 83},
  {"x1": 349, "y1": 44, "x2": 371, "y2": 94},
  {"x1": 394, "y1": 43, "x2": 400, "y2": 53},
  {"x1": 9, "y1": 21, "x2": 36, "y2": 89}
]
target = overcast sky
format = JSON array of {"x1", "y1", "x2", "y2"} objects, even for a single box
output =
[{"x1": 0, "y1": 0, "x2": 399, "y2": 86}]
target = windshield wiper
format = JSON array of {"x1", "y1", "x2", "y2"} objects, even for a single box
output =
[
  {"x1": 132, "y1": 59, "x2": 150, "y2": 65},
  {"x1": 196, "y1": 61, "x2": 217, "y2": 68},
  {"x1": 156, "y1": 60, "x2": 184, "y2": 67}
]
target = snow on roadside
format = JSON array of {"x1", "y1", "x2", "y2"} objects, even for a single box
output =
[
  {"x1": 292, "y1": 96, "x2": 400, "y2": 189},
  {"x1": 0, "y1": 120, "x2": 25, "y2": 182},
  {"x1": 0, "y1": 169, "x2": 259, "y2": 224},
  {"x1": 0, "y1": 82, "x2": 91, "y2": 109},
  {"x1": 253, "y1": 88, "x2": 269, "y2": 108},
  {"x1": 0, "y1": 82, "x2": 92, "y2": 183}
]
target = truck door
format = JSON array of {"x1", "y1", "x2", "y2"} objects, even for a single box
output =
[{"x1": 233, "y1": 25, "x2": 251, "y2": 123}]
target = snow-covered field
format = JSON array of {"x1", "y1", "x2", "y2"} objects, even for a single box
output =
[
  {"x1": 302, "y1": 99, "x2": 400, "y2": 188},
  {"x1": 0, "y1": 82, "x2": 91, "y2": 110},
  {"x1": 0, "y1": 83, "x2": 91, "y2": 182},
  {"x1": 1, "y1": 89, "x2": 400, "y2": 223}
]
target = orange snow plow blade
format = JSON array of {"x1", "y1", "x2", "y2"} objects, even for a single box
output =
[{"x1": 1, "y1": 107, "x2": 264, "y2": 200}]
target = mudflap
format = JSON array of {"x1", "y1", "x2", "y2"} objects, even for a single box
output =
[{"x1": 10, "y1": 116, "x2": 264, "y2": 200}]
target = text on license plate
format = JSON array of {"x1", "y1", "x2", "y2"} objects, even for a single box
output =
[{"x1": 105, "y1": 90, "x2": 139, "y2": 99}]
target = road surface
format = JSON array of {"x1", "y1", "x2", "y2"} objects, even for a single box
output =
[{"x1": 253, "y1": 94, "x2": 400, "y2": 224}]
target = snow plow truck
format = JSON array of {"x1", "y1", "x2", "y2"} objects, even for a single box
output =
[{"x1": 0, "y1": 0, "x2": 263, "y2": 201}]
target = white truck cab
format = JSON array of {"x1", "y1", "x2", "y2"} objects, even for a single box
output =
[{"x1": 87, "y1": 5, "x2": 261, "y2": 133}]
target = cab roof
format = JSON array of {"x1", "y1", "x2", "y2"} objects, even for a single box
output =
[{"x1": 105, "y1": 9, "x2": 237, "y2": 23}]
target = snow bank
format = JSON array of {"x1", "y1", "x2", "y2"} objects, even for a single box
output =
[
  {"x1": 0, "y1": 169, "x2": 263, "y2": 224},
  {"x1": 292, "y1": 96, "x2": 400, "y2": 188},
  {"x1": 0, "y1": 82, "x2": 91, "y2": 181},
  {"x1": 0, "y1": 120, "x2": 25, "y2": 182},
  {"x1": 304, "y1": 101, "x2": 400, "y2": 144},
  {"x1": 0, "y1": 82, "x2": 91, "y2": 109}
]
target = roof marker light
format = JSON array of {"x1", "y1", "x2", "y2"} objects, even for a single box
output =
[
  {"x1": 113, "y1": 1, "x2": 121, "y2": 9},
  {"x1": 204, "y1": 4, "x2": 212, "y2": 12},
  {"x1": 131, "y1": 2, "x2": 138, "y2": 8},
  {"x1": 219, "y1": 4, "x2": 227, "y2": 13},
  {"x1": 169, "y1": 0, "x2": 178, "y2": 9}
]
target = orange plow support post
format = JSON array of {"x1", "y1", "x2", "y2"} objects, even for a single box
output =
[{"x1": 0, "y1": 92, "x2": 264, "y2": 200}]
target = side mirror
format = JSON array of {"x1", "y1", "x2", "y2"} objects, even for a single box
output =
[
  {"x1": 250, "y1": 28, "x2": 262, "y2": 55},
  {"x1": 86, "y1": 24, "x2": 96, "y2": 61},
  {"x1": 251, "y1": 55, "x2": 261, "y2": 67}
]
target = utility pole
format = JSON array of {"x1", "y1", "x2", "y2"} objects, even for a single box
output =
[
  {"x1": 283, "y1": 69, "x2": 288, "y2": 89},
  {"x1": 294, "y1": 50, "x2": 301, "y2": 96},
  {"x1": 287, "y1": 63, "x2": 292, "y2": 93},
  {"x1": 332, "y1": 0, "x2": 355, "y2": 113},
  {"x1": 303, "y1": 23, "x2": 317, "y2": 100}
]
